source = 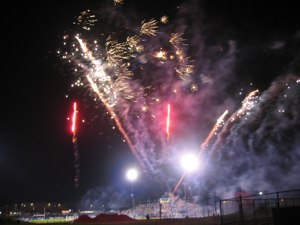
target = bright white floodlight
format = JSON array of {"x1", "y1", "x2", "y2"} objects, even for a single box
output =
[
  {"x1": 181, "y1": 154, "x2": 199, "y2": 172},
  {"x1": 126, "y1": 168, "x2": 138, "y2": 181}
]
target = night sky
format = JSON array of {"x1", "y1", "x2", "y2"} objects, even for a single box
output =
[{"x1": 1, "y1": 0, "x2": 299, "y2": 207}]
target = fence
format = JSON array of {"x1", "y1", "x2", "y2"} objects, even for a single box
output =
[{"x1": 219, "y1": 189, "x2": 300, "y2": 225}]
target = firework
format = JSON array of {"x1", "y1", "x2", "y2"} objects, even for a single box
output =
[
  {"x1": 140, "y1": 19, "x2": 158, "y2": 36},
  {"x1": 175, "y1": 63, "x2": 194, "y2": 79},
  {"x1": 71, "y1": 102, "x2": 80, "y2": 189},
  {"x1": 154, "y1": 49, "x2": 168, "y2": 60},
  {"x1": 62, "y1": 2, "x2": 275, "y2": 198},
  {"x1": 113, "y1": 0, "x2": 124, "y2": 5},
  {"x1": 169, "y1": 33, "x2": 194, "y2": 79},
  {"x1": 200, "y1": 109, "x2": 229, "y2": 152},
  {"x1": 86, "y1": 75, "x2": 145, "y2": 168},
  {"x1": 211, "y1": 90, "x2": 259, "y2": 151},
  {"x1": 75, "y1": 36, "x2": 145, "y2": 168},
  {"x1": 160, "y1": 15, "x2": 169, "y2": 24},
  {"x1": 71, "y1": 102, "x2": 77, "y2": 137},
  {"x1": 76, "y1": 36, "x2": 118, "y2": 107},
  {"x1": 60, "y1": 1, "x2": 300, "y2": 203},
  {"x1": 172, "y1": 171, "x2": 186, "y2": 194},
  {"x1": 169, "y1": 33, "x2": 185, "y2": 48},
  {"x1": 166, "y1": 104, "x2": 171, "y2": 140},
  {"x1": 114, "y1": 74, "x2": 135, "y2": 101},
  {"x1": 61, "y1": 4, "x2": 198, "y2": 185},
  {"x1": 127, "y1": 35, "x2": 143, "y2": 53},
  {"x1": 191, "y1": 83, "x2": 198, "y2": 92},
  {"x1": 105, "y1": 36, "x2": 131, "y2": 67},
  {"x1": 74, "y1": 10, "x2": 98, "y2": 31},
  {"x1": 232, "y1": 89, "x2": 259, "y2": 121},
  {"x1": 60, "y1": 0, "x2": 202, "y2": 189}
]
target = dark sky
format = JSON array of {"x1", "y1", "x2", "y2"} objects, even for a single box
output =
[{"x1": 1, "y1": 0, "x2": 299, "y2": 206}]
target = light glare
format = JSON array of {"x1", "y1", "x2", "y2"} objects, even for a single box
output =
[
  {"x1": 126, "y1": 168, "x2": 138, "y2": 181},
  {"x1": 181, "y1": 154, "x2": 199, "y2": 171}
]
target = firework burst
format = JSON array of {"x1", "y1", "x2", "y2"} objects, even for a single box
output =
[
  {"x1": 113, "y1": 0, "x2": 124, "y2": 5},
  {"x1": 160, "y1": 15, "x2": 169, "y2": 24},
  {"x1": 60, "y1": 2, "x2": 204, "y2": 187},
  {"x1": 74, "y1": 10, "x2": 98, "y2": 31},
  {"x1": 140, "y1": 19, "x2": 158, "y2": 36},
  {"x1": 59, "y1": 1, "x2": 300, "y2": 201}
]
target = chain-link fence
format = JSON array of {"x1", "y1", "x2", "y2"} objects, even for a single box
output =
[{"x1": 220, "y1": 189, "x2": 300, "y2": 225}]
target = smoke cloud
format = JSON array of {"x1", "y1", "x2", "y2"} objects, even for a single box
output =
[{"x1": 66, "y1": 0, "x2": 300, "y2": 203}]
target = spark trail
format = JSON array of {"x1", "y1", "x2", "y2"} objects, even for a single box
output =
[
  {"x1": 71, "y1": 101, "x2": 80, "y2": 189},
  {"x1": 172, "y1": 109, "x2": 229, "y2": 194},
  {"x1": 201, "y1": 75, "x2": 300, "y2": 198},
  {"x1": 76, "y1": 36, "x2": 145, "y2": 169},
  {"x1": 199, "y1": 109, "x2": 229, "y2": 154},
  {"x1": 212, "y1": 89, "x2": 259, "y2": 150}
]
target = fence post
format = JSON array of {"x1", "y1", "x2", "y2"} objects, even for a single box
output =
[
  {"x1": 276, "y1": 192, "x2": 280, "y2": 208},
  {"x1": 214, "y1": 199, "x2": 217, "y2": 216},
  {"x1": 276, "y1": 192, "x2": 281, "y2": 225},
  {"x1": 159, "y1": 203, "x2": 162, "y2": 219},
  {"x1": 264, "y1": 199, "x2": 269, "y2": 224},
  {"x1": 253, "y1": 199, "x2": 257, "y2": 225},
  {"x1": 219, "y1": 200, "x2": 223, "y2": 225},
  {"x1": 239, "y1": 195, "x2": 245, "y2": 225}
]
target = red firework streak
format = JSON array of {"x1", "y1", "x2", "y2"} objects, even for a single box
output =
[
  {"x1": 71, "y1": 102, "x2": 77, "y2": 140},
  {"x1": 166, "y1": 104, "x2": 171, "y2": 140},
  {"x1": 71, "y1": 102, "x2": 80, "y2": 189}
]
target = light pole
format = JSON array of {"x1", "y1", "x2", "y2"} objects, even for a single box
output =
[
  {"x1": 126, "y1": 168, "x2": 138, "y2": 208},
  {"x1": 180, "y1": 153, "x2": 199, "y2": 217}
]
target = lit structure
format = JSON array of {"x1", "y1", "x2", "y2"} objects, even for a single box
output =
[
  {"x1": 126, "y1": 168, "x2": 138, "y2": 208},
  {"x1": 173, "y1": 153, "x2": 200, "y2": 194},
  {"x1": 180, "y1": 153, "x2": 199, "y2": 217}
]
